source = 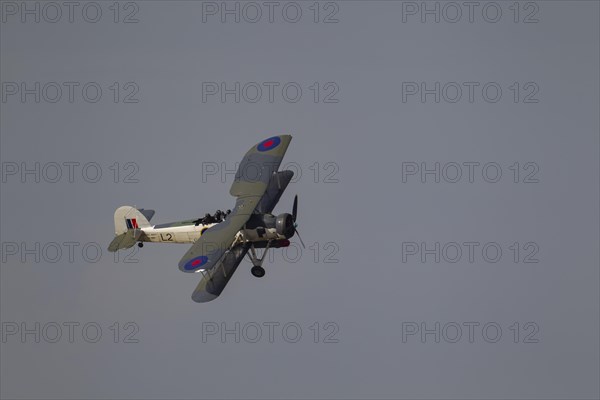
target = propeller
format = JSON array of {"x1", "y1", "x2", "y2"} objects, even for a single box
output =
[
  {"x1": 292, "y1": 194, "x2": 298, "y2": 222},
  {"x1": 292, "y1": 195, "x2": 305, "y2": 248},
  {"x1": 295, "y1": 228, "x2": 306, "y2": 249}
]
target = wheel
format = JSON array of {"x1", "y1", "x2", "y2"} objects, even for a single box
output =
[
  {"x1": 251, "y1": 265, "x2": 265, "y2": 278},
  {"x1": 137, "y1": 242, "x2": 144, "y2": 248}
]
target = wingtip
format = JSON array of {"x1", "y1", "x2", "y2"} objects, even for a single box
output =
[{"x1": 191, "y1": 291, "x2": 219, "y2": 303}]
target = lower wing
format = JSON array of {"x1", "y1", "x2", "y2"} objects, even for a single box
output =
[
  {"x1": 191, "y1": 243, "x2": 249, "y2": 303},
  {"x1": 178, "y1": 195, "x2": 259, "y2": 273}
]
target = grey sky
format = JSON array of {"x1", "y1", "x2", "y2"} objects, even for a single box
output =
[{"x1": 1, "y1": 1, "x2": 599, "y2": 399}]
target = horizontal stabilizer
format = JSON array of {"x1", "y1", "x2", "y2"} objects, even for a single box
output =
[
  {"x1": 108, "y1": 230, "x2": 143, "y2": 252},
  {"x1": 138, "y1": 209, "x2": 155, "y2": 222}
]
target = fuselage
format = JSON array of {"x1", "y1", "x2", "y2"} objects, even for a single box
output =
[
  {"x1": 141, "y1": 222, "x2": 218, "y2": 244},
  {"x1": 138, "y1": 217, "x2": 290, "y2": 245}
]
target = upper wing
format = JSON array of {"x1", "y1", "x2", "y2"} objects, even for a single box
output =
[
  {"x1": 255, "y1": 170, "x2": 294, "y2": 214},
  {"x1": 191, "y1": 243, "x2": 249, "y2": 303},
  {"x1": 230, "y1": 135, "x2": 293, "y2": 197},
  {"x1": 178, "y1": 195, "x2": 259, "y2": 272}
]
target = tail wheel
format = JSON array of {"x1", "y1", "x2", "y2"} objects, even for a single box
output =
[{"x1": 137, "y1": 242, "x2": 144, "y2": 248}]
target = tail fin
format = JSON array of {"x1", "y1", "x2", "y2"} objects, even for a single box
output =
[{"x1": 113, "y1": 206, "x2": 153, "y2": 235}]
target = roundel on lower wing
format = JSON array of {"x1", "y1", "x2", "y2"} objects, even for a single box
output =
[
  {"x1": 183, "y1": 255, "x2": 209, "y2": 271},
  {"x1": 257, "y1": 136, "x2": 281, "y2": 152}
]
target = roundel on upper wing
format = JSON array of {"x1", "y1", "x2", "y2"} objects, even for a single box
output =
[
  {"x1": 257, "y1": 136, "x2": 281, "y2": 152},
  {"x1": 183, "y1": 255, "x2": 209, "y2": 271}
]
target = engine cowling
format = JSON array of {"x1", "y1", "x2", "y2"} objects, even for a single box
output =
[{"x1": 275, "y1": 213, "x2": 295, "y2": 238}]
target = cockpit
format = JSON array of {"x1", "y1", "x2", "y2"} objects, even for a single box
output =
[{"x1": 193, "y1": 209, "x2": 231, "y2": 226}]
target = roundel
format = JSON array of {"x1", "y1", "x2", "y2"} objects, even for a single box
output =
[
  {"x1": 257, "y1": 136, "x2": 281, "y2": 152},
  {"x1": 183, "y1": 255, "x2": 208, "y2": 271}
]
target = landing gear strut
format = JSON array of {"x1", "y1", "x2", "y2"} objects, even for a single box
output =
[{"x1": 247, "y1": 240, "x2": 271, "y2": 278}]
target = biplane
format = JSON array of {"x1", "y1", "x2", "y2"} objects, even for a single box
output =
[{"x1": 108, "y1": 135, "x2": 302, "y2": 303}]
